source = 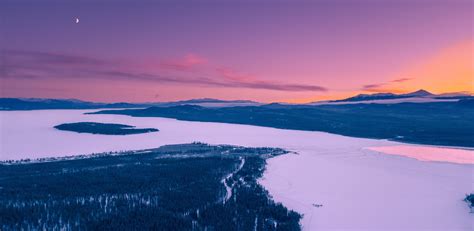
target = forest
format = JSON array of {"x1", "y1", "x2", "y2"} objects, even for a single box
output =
[
  {"x1": 92, "y1": 99, "x2": 474, "y2": 147},
  {"x1": 0, "y1": 143, "x2": 301, "y2": 230},
  {"x1": 54, "y1": 122, "x2": 159, "y2": 135},
  {"x1": 465, "y1": 194, "x2": 474, "y2": 208}
]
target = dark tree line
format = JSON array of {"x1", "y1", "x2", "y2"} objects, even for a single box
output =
[
  {"x1": 54, "y1": 122, "x2": 158, "y2": 135},
  {"x1": 93, "y1": 100, "x2": 474, "y2": 147},
  {"x1": 0, "y1": 143, "x2": 301, "y2": 230}
]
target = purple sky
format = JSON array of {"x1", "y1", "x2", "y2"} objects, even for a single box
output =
[{"x1": 1, "y1": 0, "x2": 472, "y2": 103}]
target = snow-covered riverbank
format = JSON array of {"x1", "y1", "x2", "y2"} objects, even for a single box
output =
[{"x1": 1, "y1": 110, "x2": 472, "y2": 230}]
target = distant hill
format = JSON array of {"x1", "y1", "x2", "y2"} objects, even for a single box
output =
[
  {"x1": 0, "y1": 98, "x2": 150, "y2": 110},
  {"x1": 336, "y1": 93, "x2": 399, "y2": 102},
  {"x1": 0, "y1": 98, "x2": 261, "y2": 110},
  {"x1": 311, "y1": 90, "x2": 473, "y2": 105},
  {"x1": 401, "y1": 89, "x2": 433, "y2": 97},
  {"x1": 334, "y1": 89, "x2": 434, "y2": 102},
  {"x1": 157, "y1": 98, "x2": 261, "y2": 107},
  {"x1": 170, "y1": 98, "x2": 255, "y2": 104}
]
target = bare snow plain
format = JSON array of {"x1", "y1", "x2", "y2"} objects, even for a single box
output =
[{"x1": 1, "y1": 110, "x2": 473, "y2": 230}]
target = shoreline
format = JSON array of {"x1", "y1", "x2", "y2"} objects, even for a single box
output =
[{"x1": 1, "y1": 109, "x2": 473, "y2": 162}]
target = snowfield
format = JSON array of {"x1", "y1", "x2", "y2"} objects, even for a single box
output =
[{"x1": 1, "y1": 110, "x2": 473, "y2": 230}]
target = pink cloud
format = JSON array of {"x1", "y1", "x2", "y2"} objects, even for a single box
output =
[
  {"x1": 3, "y1": 50, "x2": 327, "y2": 93},
  {"x1": 215, "y1": 67, "x2": 327, "y2": 92},
  {"x1": 159, "y1": 53, "x2": 207, "y2": 71},
  {"x1": 361, "y1": 78, "x2": 413, "y2": 93},
  {"x1": 215, "y1": 67, "x2": 255, "y2": 81}
]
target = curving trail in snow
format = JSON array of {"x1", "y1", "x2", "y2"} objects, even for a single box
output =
[{"x1": 221, "y1": 157, "x2": 245, "y2": 204}]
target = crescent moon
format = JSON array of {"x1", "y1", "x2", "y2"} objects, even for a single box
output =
[{"x1": 75, "y1": 18, "x2": 79, "y2": 23}]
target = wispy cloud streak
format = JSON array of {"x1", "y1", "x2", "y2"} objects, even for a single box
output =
[
  {"x1": 361, "y1": 77, "x2": 413, "y2": 93},
  {"x1": 1, "y1": 50, "x2": 327, "y2": 92},
  {"x1": 391, "y1": 78, "x2": 412, "y2": 83},
  {"x1": 158, "y1": 53, "x2": 207, "y2": 71}
]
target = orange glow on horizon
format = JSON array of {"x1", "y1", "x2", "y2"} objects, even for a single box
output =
[
  {"x1": 282, "y1": 40, "x2": 473, "y2": 104},
  {"x1": 380, "y1": 40, "x2": 473, "y2": 95}
]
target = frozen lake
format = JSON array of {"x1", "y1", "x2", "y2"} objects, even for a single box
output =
[{"x1": 1, "y1": 110, "x2": 473, "y2": 230}]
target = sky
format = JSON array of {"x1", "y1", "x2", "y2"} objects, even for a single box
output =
[{"x1": 0, "y1": 0, "x2": 472, "y2": 103}]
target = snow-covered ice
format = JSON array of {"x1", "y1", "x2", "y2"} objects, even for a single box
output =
[{"x1": 1, "y1": 110, "x2": 473, "y2": 230}]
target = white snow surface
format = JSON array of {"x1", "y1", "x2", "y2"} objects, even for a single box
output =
[{"x1": 0, "y1": 110, "x2": 473, "y2": 230}]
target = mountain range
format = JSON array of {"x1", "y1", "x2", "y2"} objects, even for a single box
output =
[
  {"x1": 1, "y1": 90, "x2": 472, "y2": 110},
  {"x1": 0, "y1": 98, "x2": 260, "y2": 110},
  {"x1": 329, "y1": 89, "x2": 472, "y2": 102}
]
